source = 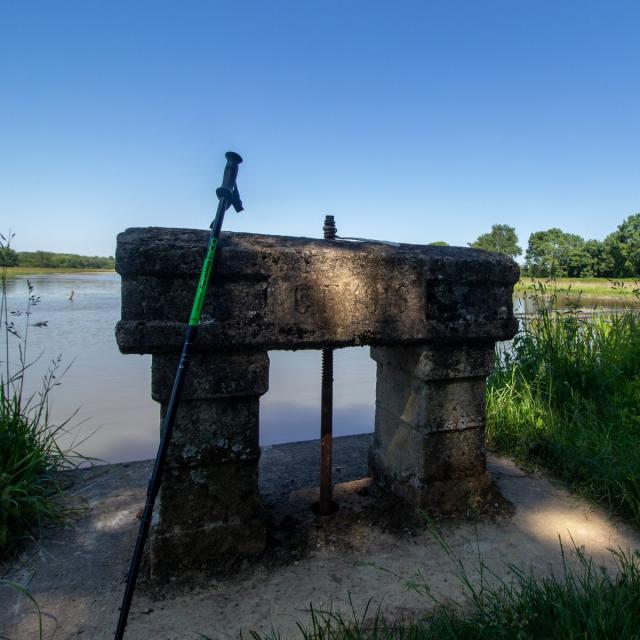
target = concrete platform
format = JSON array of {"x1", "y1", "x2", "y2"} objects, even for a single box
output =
[{"x1": 2, "y1": 434, "x2": 639, "y2": 639}]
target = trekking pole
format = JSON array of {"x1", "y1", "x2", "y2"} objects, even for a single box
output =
[{"x1": 114, "y1": 151, "x2": 244, "y2": 640}]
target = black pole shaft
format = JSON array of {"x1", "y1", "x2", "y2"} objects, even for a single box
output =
[{"x1": 114, "y1": 192, "x2": 231, "y2": 640}]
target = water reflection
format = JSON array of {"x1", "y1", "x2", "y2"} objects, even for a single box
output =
[{"x1": 262, "y1": 350, "x2": 375, "y2": 446}]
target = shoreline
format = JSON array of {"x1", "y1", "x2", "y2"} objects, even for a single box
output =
[
  {"x1": 4, "y1": 267, "x2": 116, "y2": 276},
  {"x1": 515, "y1": 276, "x2": 639, "y2": 299}
]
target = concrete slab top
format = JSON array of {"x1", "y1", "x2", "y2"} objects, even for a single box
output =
[{"x1": 116, "y1": 228, "x2": 519, "y2": 353}]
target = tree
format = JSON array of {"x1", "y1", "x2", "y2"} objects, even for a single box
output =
[
  {"x1": 524, "y1": 228, "x2": 587, "y2": 278},
  {"x1": 0, "y1": 246, "x2": 18, "y2": 267},
  {"x1": 470, "y1": 224, "x2": 522, "y2": 259},
  {"x1": 603, "y1": 213, "x2": 640, "y2": 278},
  {"x1": 15, "y1": 251, "x2": 115, "y2": 269},
  {"x1": 583, "y1": 239, "x2": 615, "y2": 278},
  {"x1": 429, "y1": 241, "x2": 449, "y2": 246}
]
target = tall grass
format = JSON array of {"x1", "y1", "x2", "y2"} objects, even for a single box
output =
[
  {"x1": 0, "y1": 232, "x2": 82, "y2": 558},
  {"x1": 487, "y1": 282, "x2": 640, "y2": 526}
]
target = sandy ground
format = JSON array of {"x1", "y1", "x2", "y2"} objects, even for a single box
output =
[{"x1": 2, "y1": 434, "x2": 640, "y2": 640}]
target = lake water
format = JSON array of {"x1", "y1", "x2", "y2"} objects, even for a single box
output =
[{"x1": 3, "y1": 273, "x2": 376, "y2": 463}]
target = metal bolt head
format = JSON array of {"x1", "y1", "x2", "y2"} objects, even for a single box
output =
[{"x1": 323, "y1": 215, "x2": 337, "y2": 240}]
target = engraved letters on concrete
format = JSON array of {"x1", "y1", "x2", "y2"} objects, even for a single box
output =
[{"x1": 116, "y1": 227, "x2": 518, "y2": 577}]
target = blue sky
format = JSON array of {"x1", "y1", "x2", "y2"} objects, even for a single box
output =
[{"x1": 1, "y1": 1, "x2": 639, "y2": 257}]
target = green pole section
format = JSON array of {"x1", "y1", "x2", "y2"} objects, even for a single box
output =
[{"x1": 189, "y1": 236, "x2": 218, "y2": 326}]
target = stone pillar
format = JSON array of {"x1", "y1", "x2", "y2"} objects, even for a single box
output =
[
  {"x1": 149, "y1": 350, "x2": 269, "y2": 578},
  {"x1": 369, "y1": 343, "x2": 495, "y2": 513}
]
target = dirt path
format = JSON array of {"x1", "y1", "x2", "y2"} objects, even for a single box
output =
[{"x1": 2, "y1": 435, "x2": 639, "y2": 639}]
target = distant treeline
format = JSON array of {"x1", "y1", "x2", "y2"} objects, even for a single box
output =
[
  {"x1": 468, "y1": 213, "x2": 640, "y2": 279},
  {"x1": 0, "y1": 249, "x2": 115, "y2": 269}
]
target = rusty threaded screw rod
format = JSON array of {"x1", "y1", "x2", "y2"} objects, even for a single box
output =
[{"x1": 318, "y1": 215, "x2": 337, "y2": 516}]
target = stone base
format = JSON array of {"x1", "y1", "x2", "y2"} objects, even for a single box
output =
[
  {"x1": 158, "y1": 462, "x2": 264, "y2": 527},
  {"x1": 369, "y1": 344, "x2": 496, "y2": 515},
  {"x1": 146, "y1": 349, "x2": 269, "y2": 579},
  {"x1": 369, "y1": 428, "x2": 493, "y2": 514}
]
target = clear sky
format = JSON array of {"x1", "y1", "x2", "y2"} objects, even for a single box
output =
[{"x1": 1, "y1": 1, "x2": 639, "y2": 257}]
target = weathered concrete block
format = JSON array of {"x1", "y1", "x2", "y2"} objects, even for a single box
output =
[
  {"x1": 160, "y1": 398, "x2": 260, "y2": 467},
  {"x1": 370, "y1": 344, "x2": 492, "y2": 512},
  {"x1": 371, "y1": 414, "x2": 486, "y2": 479},
  {"x1": 158, "y1": 462, "x2": 263, "y2": 528},
  {"x1": 116, "y1": 228, "x2": 519, "y2": 353},
  {"x1": 152, "y1": 351, "x2": 269, "y2": 401},
  {"x1": 372, "y1": 346, "x2": 487, "y2": 432},
  {"x1": 151, "y1": 460, "x2": 267, "y2": 577},
  {"x1": 369, "y1": 427, "x2": 491, "y2": 513},
  {"x1": 371, "y1": 343, "x2": 495, "y2": 382},
  {"x1": 149, "y1": 349, "x2": 269, "y2": 572}
]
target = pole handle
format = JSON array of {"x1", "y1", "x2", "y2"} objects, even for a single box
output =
[{"x1": 216, "y1": 151, "x2": 243, "y2": 212}]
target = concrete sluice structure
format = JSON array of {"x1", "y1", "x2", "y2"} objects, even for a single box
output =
[{"x1": 115, "y1": 227, "x2": 519, "y2": 578}]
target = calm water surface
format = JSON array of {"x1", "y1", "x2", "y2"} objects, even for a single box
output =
[{"x1": 4, "y1": 273, "x2": 376, "y2": 463}]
